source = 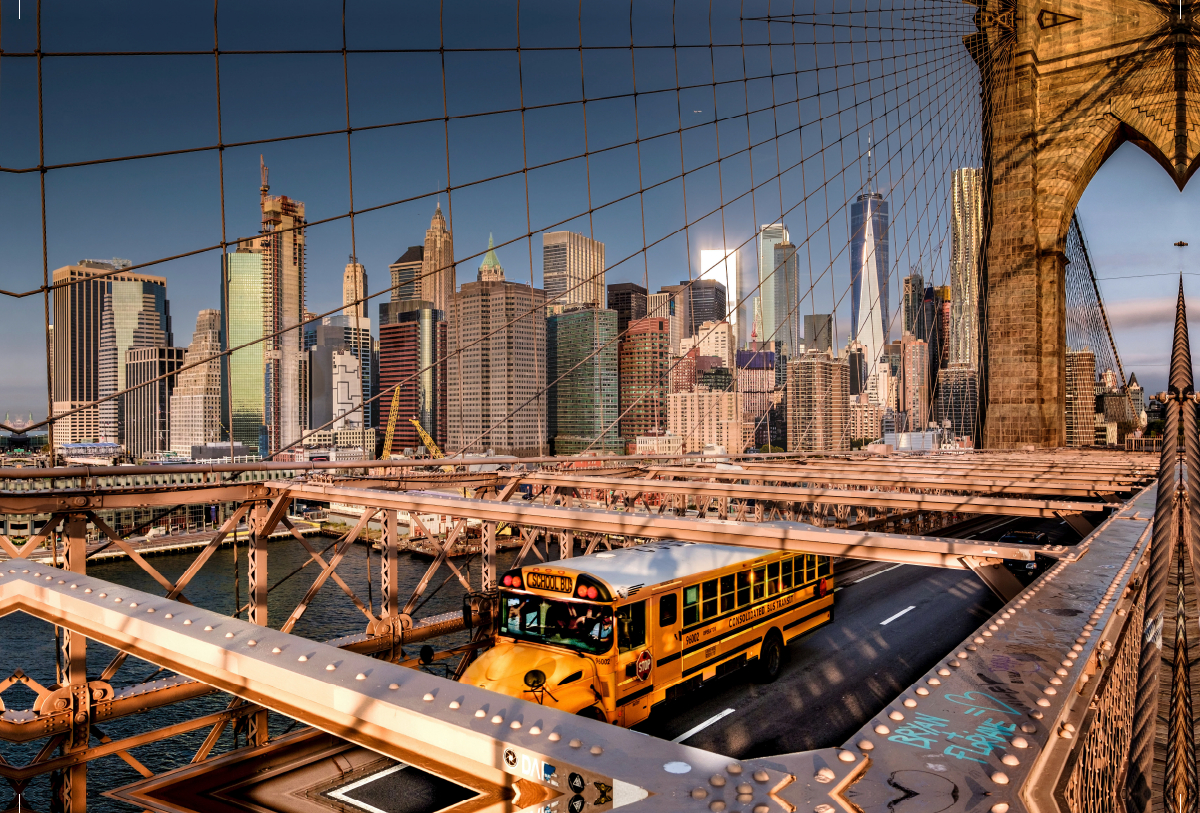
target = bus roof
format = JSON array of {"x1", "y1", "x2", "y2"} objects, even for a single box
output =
[{"x1": 527, "y1": 541, "x2": 769, "y2": 597}]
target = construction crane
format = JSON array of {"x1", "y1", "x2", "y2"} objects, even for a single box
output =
[
  {"x1": 409, "y1": 417, "x2": 445, "y2": 460},
  {"x1": 380, "y1": 387, "x2": 404, "y2": 460}
]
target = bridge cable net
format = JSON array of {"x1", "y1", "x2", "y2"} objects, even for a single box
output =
[
  {"x1": 0, "y1": 0, "x2": 997, "y2": 803},
  {"x1": 1, "y1": 0, "x2": 990, "y2": 460}
]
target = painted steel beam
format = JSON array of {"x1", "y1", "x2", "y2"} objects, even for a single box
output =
[
  {"x1": 273, "y1": 482, "x2": 1063, "y2": 567},
  {"x1": 503, "y1": 472, "x2": 1109, "y2": 517},
  {"x1": 646, "y1": 466, "x2": 1138, "y2": 497}
]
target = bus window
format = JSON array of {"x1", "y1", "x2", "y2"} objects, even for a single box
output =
[
  {"x1": 805, "y1": 555, "x2": 816, "y2": 583},
  {"x1": 684, "y1": 585, "x2": 700, "y2": 626},
  {"x1": 767, "y1": 562, "x2": 780, "y2": 595},
  {"x1": 753, "y1": 567, "x2": 766, "y2": 601},
  {"x1": 702, "y1": 579, "x2": 718, "y2": 619},
  {"x1": 781, "y1": 557, "x2": 793, "y2": 589},
  {"x1": 618, "y1": 601, "x2": 647, "y2": 652},
  {"x1": 818, "y1": 556, "x2": 832, "y2": 578},
  {"x1": 720, "y1": 574, "x2": 736, "y2": 612},
  {"x1": 737, "y1": 571, "x2": 751, "y2": 606},
  {"x1": 659, "y1": 593, "x2": 678, "y2": 627}
]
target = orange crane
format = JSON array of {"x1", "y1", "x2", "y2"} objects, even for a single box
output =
[{"x1": 380, "y1": 387, "x2": 403, "y2": 460}]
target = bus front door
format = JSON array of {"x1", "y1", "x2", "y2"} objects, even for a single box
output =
[{"x1": 655, "y1": 591, "x2": 682, "y2": 689}]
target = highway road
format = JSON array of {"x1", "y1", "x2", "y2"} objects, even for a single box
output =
[{"x1": 633, "y1": 514, "x2": 1077, "y2": 757}]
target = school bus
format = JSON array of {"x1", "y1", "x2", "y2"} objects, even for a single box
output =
[{"x1": 460, "y1": 541, "x2": 834, "y2": 726}]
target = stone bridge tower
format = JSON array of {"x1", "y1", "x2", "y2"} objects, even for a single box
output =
[{"x1": 975, "y1": 0, "x2": 1197, "y2": 446}]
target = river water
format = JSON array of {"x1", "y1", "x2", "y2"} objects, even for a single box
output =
[{"x1": 0, "y1": 537, "x2": 524, "y2": 812}]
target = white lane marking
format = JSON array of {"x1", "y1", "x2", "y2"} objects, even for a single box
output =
[
  {"x1": 848, "y1": 564, "x2": 903, "y2": 585},
  {"x1": 672, "y1": 708, "x2": 736, "y2": 743},
  {"x1": 329, "y1": 764, "x2": 408, "y2": 813},
  {"x1": 965, "y1": 534, "x2": 978, "y2": 539},
  {"x1": 880, "y1": 605, "x2": 917, "y2": 626}
]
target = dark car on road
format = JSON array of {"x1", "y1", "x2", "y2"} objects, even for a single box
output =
[{"x1": 997, "y1": 530, "x2": 1051, "y2": 584}]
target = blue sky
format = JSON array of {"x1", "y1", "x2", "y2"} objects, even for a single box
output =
[{"x1": 1, "y1": 0, "x2": 1179, "y2": 421}]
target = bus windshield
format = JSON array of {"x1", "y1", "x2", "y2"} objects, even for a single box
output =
[{"x1": 500, "y1": 592, "x2": 614, "y2": 655}]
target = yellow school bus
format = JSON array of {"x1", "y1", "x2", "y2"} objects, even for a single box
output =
[{"x1": 460, "y1": 541, "x2": 834, "y2": 726}]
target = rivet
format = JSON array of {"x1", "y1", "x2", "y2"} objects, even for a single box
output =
[
  {"x1": 903, "y1": 698, "x2": 918, "y2": 708},
  {"x1": 837, "y1": 750, "x2": 856, "y2": 762},
  {"x1": 271, "y1": 647, "x2": 281, "y2": 653},
  {"x1": 530, "y1": 726, "x2": 541, "y2": 734},
  {"x1": 983, "y1": 631, "x2": 993, "y2": 637},
  {"x1": 475, "y1": 710, "x2": 486, "y2": 718},
  {"x1": 753, "y1": 770, "x2": 770, "y2": 782},
  {"x1": 709, "y1": 801, "x2": 726, "y2": 813},
  {"x1": 389, "y1": 683, "x2": 399, "y2": 690},
  {"x1": 225, "y1": 632, "x2": 234, "y2": 638},
  {"x1": 512, "y1": 721, "x2": 522, "y2": 729},
  {"x1": 1044, "y1": 687, "x2": 1057, "y2": 695},
  {"x1": 973, "y1": 637, "x2": 985, "y2": 644},
  {"x1": 1011, "y1": 736, "x2": 1029, "y2": 748},
  {"x1": 1029, "y1": 711, "x2": 1044, "y2": 720},
  {"x1": 874, "y1": 724, "x2": 890, "y2": 735},
  {"x1": 99, "y1": 593, "x2": 107, "y2": 598},
  {"x1": 992, "y1": 804, "x2": 1010, "y2": 813},
  {"x1": 548, "y1": 732, "x2": 561, "y2": 741},
  {"x1": 727, "y1": 763, "x2": 742, "y2": 775},
  {"x1": 927, "y1": 678, "x2": 941, "y2": 685},
  {"x1": 691, "y1": 788, "x2": 708, "y2": 800},
  {"x1": 736, "y1": 782, "x2": 753, "y2": 794},
  {"x1": 128, "y1": 602, "x2": 137, "y2": 608},
  {"x1": 949, "y1": 660, "x2": 961, "y2": 667},
  {"x1": 857, "y1": 740, "x2": 874, "y2": 751},
  {"x1": 1059, "y1": 728, "x2": 1073, "y2": 739},
  {"x1": 84, "y1": 587, "x2": 92, "y2": 593},
  {"x1": 570, "y1": 739, "x2": 582, "y2": 749},
  {"x1": 966, "y1": 644, "x2": 978, "y2": 651},
  {"x1": 183, "y1": 619, "x2": 191, "y2": 625},
  {"x1": 991, "y1": 771, "x2": 1009, "y2": 784},
  {"x1": 146, "y1": 608, "x2": 155, "y2": 613},
  {"x1": 1037, "y1": 698, "x2": 1051, "y2": 707},
  {"x1": 356, "y1": 673, "x2": 366, "y2": 680},
  {"x1": 957, "y1": 651, "x2": 969, "y2": 658},
  {"x1": 247, "y1": 640, "x2": 256, "y2": 646},
  {"x1": 491, "y1": 715, "x2": 503, "y2": 724},
  {"x1": 164, "y1": 613, "x2": 172, "y2": 618},
  {"x1": 325, "y1": 664, "x2": 335, "y2": 671},
  {"x1": 204, "y1": 625, "x2": 213, "y2": 631},
  {"x1": 450, "y1": 700, "x2": 461, "y2": 709},
  {"x1": 423, "y1": 693, "x2": 434, "y2": 702},
  {"x1": 298, "y1": 655, "x2": 307, "y2": 661},
  {"x1": 937, "y1": 668, "x2": 951, "y2": 677},
  {"x1": 816, "y1": 805, "x2": 835, "y2": 813},
  {"x1": 70, "y1": 584, "x2": 77, "y2": 589},
  {"x1": 1002, "y1": 754, "x2": 1020, "y2": 766},
  {"x1": 709, "y1": 775, "x2": 726, "y2": 787},
  {"x1": 815, "y1": 767, "x2": 836, "y2": 783},
  {"x1": 916, "y1": 687, "x2": 929, "y2": 696},
  {"x1": 753, "y1": 806, "x2": 770, "y2": 813}
]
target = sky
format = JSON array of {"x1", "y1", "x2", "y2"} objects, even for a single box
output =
[{"x1": 0, "y1": 0, "x2": 1184, "y2": 423}]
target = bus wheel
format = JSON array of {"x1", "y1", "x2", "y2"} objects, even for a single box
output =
[
  {"x1": 577, "y1": 706, "x2": 608, "y2": 722},
  {"x1": 755, "y1": 631, "x2": 784, "y2": 683}
]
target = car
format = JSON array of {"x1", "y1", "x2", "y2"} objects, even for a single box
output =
[
  {"x1": 997, "y1": 531, "x2": 1052, "y2": 584},
  {"x1": 997, "y1": 530, "x2": 1049, "y2": 546}
]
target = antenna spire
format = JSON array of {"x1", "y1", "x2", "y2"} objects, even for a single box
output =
[
  {"x1": 866, "y1": 132, "x2": 874, "y2": 194},
  {"x1": 259, "y1": 155, "x2": 269, "y2": 194}
]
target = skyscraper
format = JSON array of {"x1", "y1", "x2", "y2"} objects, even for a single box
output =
[
  {"x1": 698, "y1": 249, "x2": 739, "y2": 333},
  {"x1": 803, "y1": 314, "x2": 833, "y2": 354},
  {"x1": 543, "y1": 231, "x2": 605, "y2": 310},
  {"x1": 124, "y1": 346, "x2": 184, "y2": 458},
  {"x1": 647, "y1": 292, "x2": 680, "y2": 355},
  {"x1": 950, "y1": 168, "x2": 984, "y2": 368},
  {"x1": 221, "y1": 243, "x2": 267, "y2": 455},
  {"x1": 50, "y1": 258, "x2": 141, "y2": 445},
  {"x1": 618, "y1": 317, "x2": 670, "y2": 445},
  {"x1": 902, "y1": 271, "x2": 926, "y2": 339},
  {"x1": 170, "y1": 310, "x2": 223, "y2": 456},
  {"x1": 758, "y1": 224, "x2": 788, "y2": 345},
  {"x1": 606, "y1": 282, "x2": 647, "y2": 335},
  {"x1": 421, "y1": 203, "x2": 455, "y2": 314},
  {"x1": 239, "y1": 158, "x2": 307, "y2": 455},
  {"x1": 679, "y1": 321, "x2": 734, "y2": 369},
  {"x1": 772, "y1": 240, "x2": 801, "y2": 353},
  {"x1": 447, "y1": 279, "x2": 547, "y2": 456},
  {"x1": 657, "y1": 284, "x2": 692, "y2": 342},
  {"x1": 687, "y1": 279, "x2": 727, "y2": 332},
  {"x1": 379, "y1": 300, "x2": 446, "y2": 456},
  {"x1": 389, "y1": 246, "x2": 423, "y2": 301},
  {"x1": 850, "y1": 145, "x2": 890, "y2": 362},
  {"x1": 312, "y1": 315, "x2": 374, "y2": 429},
  {"x1": 787, "y1": 351, "x2": 849, "y2": 452},
  {"x1": 1065, "y1": 347, "x2": 1096, "y2": 447},
  {"x1": 342, "y1": 257, "x2": 368, "y2": 318},
  {"x1": 668, "y1": 390, "x2": 745, "y2": 454},
  {"x1": 98, "y1": 274, "x2": 172, "y2": 445},
  {"x1": 547, "y1": 308, "x2": 621, "y2": 455},
  {"x1": 899, "y1": 333, "x2": 930, "y2": 431},
  {"x1": 307, "y1": 346, "x2": 362, "y2": 432},
  {"x1": 478, "y1": 234, "x2": 505, "y2": 282}
]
